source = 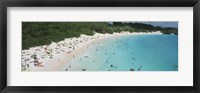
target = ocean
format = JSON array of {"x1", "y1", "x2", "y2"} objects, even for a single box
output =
[{"x1": 64, "y1": 34, "x2": 178, "y2": 71}]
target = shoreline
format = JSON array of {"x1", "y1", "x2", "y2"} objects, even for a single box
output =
[{"x1": 22, "y1": 31, "x2": 162, "y2": 71}]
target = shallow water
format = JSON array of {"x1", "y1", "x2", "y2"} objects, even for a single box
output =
[{"x1": 65, "y1": 34, "x2": 178, "y2": 71}]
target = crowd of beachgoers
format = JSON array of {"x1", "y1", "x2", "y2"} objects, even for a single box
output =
[{"x1": 21, "y1": 31, "x2": 161, "y2": 71}]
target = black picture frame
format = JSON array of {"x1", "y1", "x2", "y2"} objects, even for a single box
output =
[{"x1": 0, "y1": 0, "x2": 199, "y2": 93}]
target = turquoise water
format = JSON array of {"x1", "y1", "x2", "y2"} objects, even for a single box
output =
[{"x1": 65, "y1": 34, "x2": 178, "y2": 71}]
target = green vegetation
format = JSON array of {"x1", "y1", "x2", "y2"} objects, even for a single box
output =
[{"x1": 22, "y1": 22, "x2": 178, "y2": 49}]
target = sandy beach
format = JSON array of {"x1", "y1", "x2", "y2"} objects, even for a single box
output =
[{"x1": 21, "y1": 31, "x2": 162, "y2": 71}]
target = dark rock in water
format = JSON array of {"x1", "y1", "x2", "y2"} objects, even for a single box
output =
[
  {"x1": 108, "y1": 70, "x2": 111, "y2": 71},
  {"x1": 140, "y1": 65, "x2": 143, "y2": 68},
  {"x1": 69, "y1": 65, "x2": 71, "y2": 68},
  {"x1": 113, "y1": 53, "x2": 115, "y2": 55},
  {"x1": 110, "y1": 64, "x2": 114, "y2": 67},
  {"x1": 138, "y1": 68, "x2": 141, "y2": 71},
  {"x1": 27, "y1": 64, "x2": 29, "y2": 68},
  {"x1": 85, "y1": 56, "x2": 89, "y2": 58},
  {"x1": 82, "y1": 68, "x2": 86, "y2": 71},
  {"x1": 130, "y1": 68, "x2": 134, "y2": 71},
  {"x1": 66, "y1": 69, "x2": 68, "y2": 71},
  {"x1": 132, "y1": 57, "x2": 135, "y2": 61},
  {"x1": 93, "y1": 60, "x2": 95, "y2": 62}
]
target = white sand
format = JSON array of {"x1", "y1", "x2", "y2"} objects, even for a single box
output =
[{"x1": 21, "y1": 31, "x2": 162, "y2": 71}]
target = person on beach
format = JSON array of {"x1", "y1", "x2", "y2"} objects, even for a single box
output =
[
  {"x1": 32, "y1": 54, "x2": 38, "y2": 66},
  {"x1": 27, "y1": 64, "x2": 29, "y2": 68},
  {"x1": 32, "y1": 54, "x2": 44, "y2": 67}
]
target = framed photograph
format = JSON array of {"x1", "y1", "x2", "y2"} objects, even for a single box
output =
[{"x1": 0, "y1": 0, "x2": 199, "y2": 93}]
